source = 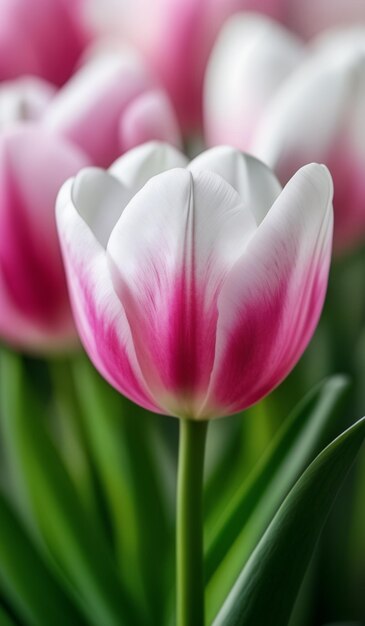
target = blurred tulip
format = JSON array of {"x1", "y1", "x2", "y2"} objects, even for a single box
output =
[
  {"x1": 57, "y1": 142, "x2": 333, "y2": 419},
  {"x1": 43, "y1": 48, "x2": 181, "y2": 167},
  {"x1": 0, "y1": 77, "x2": 56, "y2": 131},
  {"x1": 86, "y1": 0, "x2": 286, "y2": 130},
  {"x1": 0, "y1": 0, "x2": 88, "y2": 86},
  {"x1": 0, "y1": 124, "x2": 89, "y2": 351},
  {"x1": 205, "y1": 17, "x2": 365, "y2": 253}
]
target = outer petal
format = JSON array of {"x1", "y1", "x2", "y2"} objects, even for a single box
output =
[
  {"x1": 253, "y1": 32, "x2": 365, "y2": 251},
  {"x1": 188, "y1": 146, "x2": 282, "y2": 224},
  {"x1": 0, "y1": 124, "x2": 89, "y2": 350},
  {"x1": 107, "y1": 168, "x2": 257, "y2": 418},
  {"x1": 56, "y1": 174, "x2": 161, "y2": 412},
  {"x1": 204, "y1": 14, "x2": 304, "y2": 149},
  {"x1": 110, "y1": 141, "x2": 188, "y2": 191},
  {"x1": 71, "y1": 167, "x2": 134, "y2": 248},
  {"x1": 203, "y1": 164, "x2": 333, "y2": 418},
  {"x1": 43, "y1": 49, "x2": 155, "y2": 166},
  {"x1": 118, "y1": 89, "x2": 182, "y2": 153},
  {"x1": 0, "y1": 77, "x2": 56, "y2": 130}
]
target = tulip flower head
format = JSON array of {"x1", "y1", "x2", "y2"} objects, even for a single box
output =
[
  {"x1": 0, "y1": 124, "x2": 89, "y2": 351},
  {"x1": 57, "y1": 143, "x2": 333, "y2": 419}
]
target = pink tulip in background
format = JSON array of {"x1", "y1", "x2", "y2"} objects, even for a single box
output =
[
  {"x1": 57, "y1": 142, "x2": 333, "y2": 419},
  {"x1": 205, "y1": 17, "x2": 365, "y2": 253},
  {"x1": 43, "y1": 47, "x2": 182, "y2": 167},
  {"x1": 0, "y1": 46, "x2": 181, "y2": 350},
  {"x1": 0, "y1": 0, "x2": 89, "y2": 86},
  {"x1": 0, "y1": 125, "x2": 89, "y2": 350}
]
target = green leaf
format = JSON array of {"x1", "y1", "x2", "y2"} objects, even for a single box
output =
[
  {"x1": 72, "y1": 354, "x2": 174, "y2": 625},
  {"x1": 205, "y1": 376, "x2": 349, "y2": 621},
  {"x1": 0, "y1": 349, "x2": 144, "y2": 626},
  {"x1": 212, "y1": 416, "x2": 365, "y2": 626},
  {"x1": 48, "y1": 356, "x2": 104, "y2": 519},
  {"x1": 0, "y1": 490, "x2": 85, "y2": 626}
]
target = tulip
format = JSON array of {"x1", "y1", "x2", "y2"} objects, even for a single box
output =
[
  {"x1": 205, "y1": 17, "x2": 365, "y2": 252},
  {"x1": 0, "y1": 0, "x2": 88, "y2": 86},
  {"x1": 85, "y1": 0, "x2": 286, "y2": 130},
  {"x1": 43, "y1": 48, "x2": 182, "y2": 167},
  {"x1": 0, "y1": 77, "x2": 56, "y2": 131},
  {"x1": 57, "y1": 142, "x2": 333, "y2": 419},
  {"x1": 0, "y1": 124, "x2": 89, "y2": 351}
]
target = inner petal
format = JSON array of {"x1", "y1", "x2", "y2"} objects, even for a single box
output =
[
  {"x1": 188, "y1": 146, "x2": 282, "y2": 224},
  {"x1": 71, "y1": 167, "x2": 133, "y2": 248}
]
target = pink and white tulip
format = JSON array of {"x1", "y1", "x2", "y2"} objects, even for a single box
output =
[
  {"x1": 57, "y1": 142, "x2": 333, "y2": 419},
  {"x1": 0, "y1": 124, "x2": 89, "y2": 351},
  {"x1": 43, "y1": 48, "x2": 181, "y2": 167},
  {"x1": 205, "y1": 18, "x2": 365, "y2": 252},
  {"x1": 0, "y1": 0, "x2": 88, "y2": 86}
]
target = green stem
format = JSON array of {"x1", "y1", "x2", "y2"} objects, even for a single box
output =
[{"x1": 177, "y1": 418, "x2": 208, "y2": 626}]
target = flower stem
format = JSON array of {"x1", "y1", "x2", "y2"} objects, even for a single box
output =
[{"x1": 177, "y1": 418, "x2": 208, "y2": 626}]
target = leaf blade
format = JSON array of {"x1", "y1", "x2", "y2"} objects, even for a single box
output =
[
  {"x1": 0, "y1": 490, "x2": 85, "y2": 626},
  {"x1": 0, "y1": 349, "x2": 144, "y2": 626},
  {"x1": 212, "y1": 416, "x2": 365, "y2": 626},
  {"x1": 206, "y1": 376, "x2": 349, "y2": 620}
]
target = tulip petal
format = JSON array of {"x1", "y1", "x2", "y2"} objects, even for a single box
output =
[
  {"x1": 118, "y1": 89, "x2": 182, "y2": 153},
  {"x1": 109, "y1": 140, "x2": 188, "y2": 191},
  {"x1": 188, "y1": 146, "x2": 282, "y2": 224},
  {"x1": 56, "y1": 177, "x2": 160, "y2": 412},
  {"x1": 204, "y1": 14, "x2": 304, "y2": 149},
  {"x1": 0, "y1": 0, "x2": 87, "y2": 85},
  {"x1": 203, "y1": 164, "x2": 333, "y2": 418},
  {"x1": 107, "y1": 168, "x2": 257, "y2": 417}
]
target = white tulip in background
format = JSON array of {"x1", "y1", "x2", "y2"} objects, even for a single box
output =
[{"x1": 204, "y1": 16, "x2": 365, "y2": 252}]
